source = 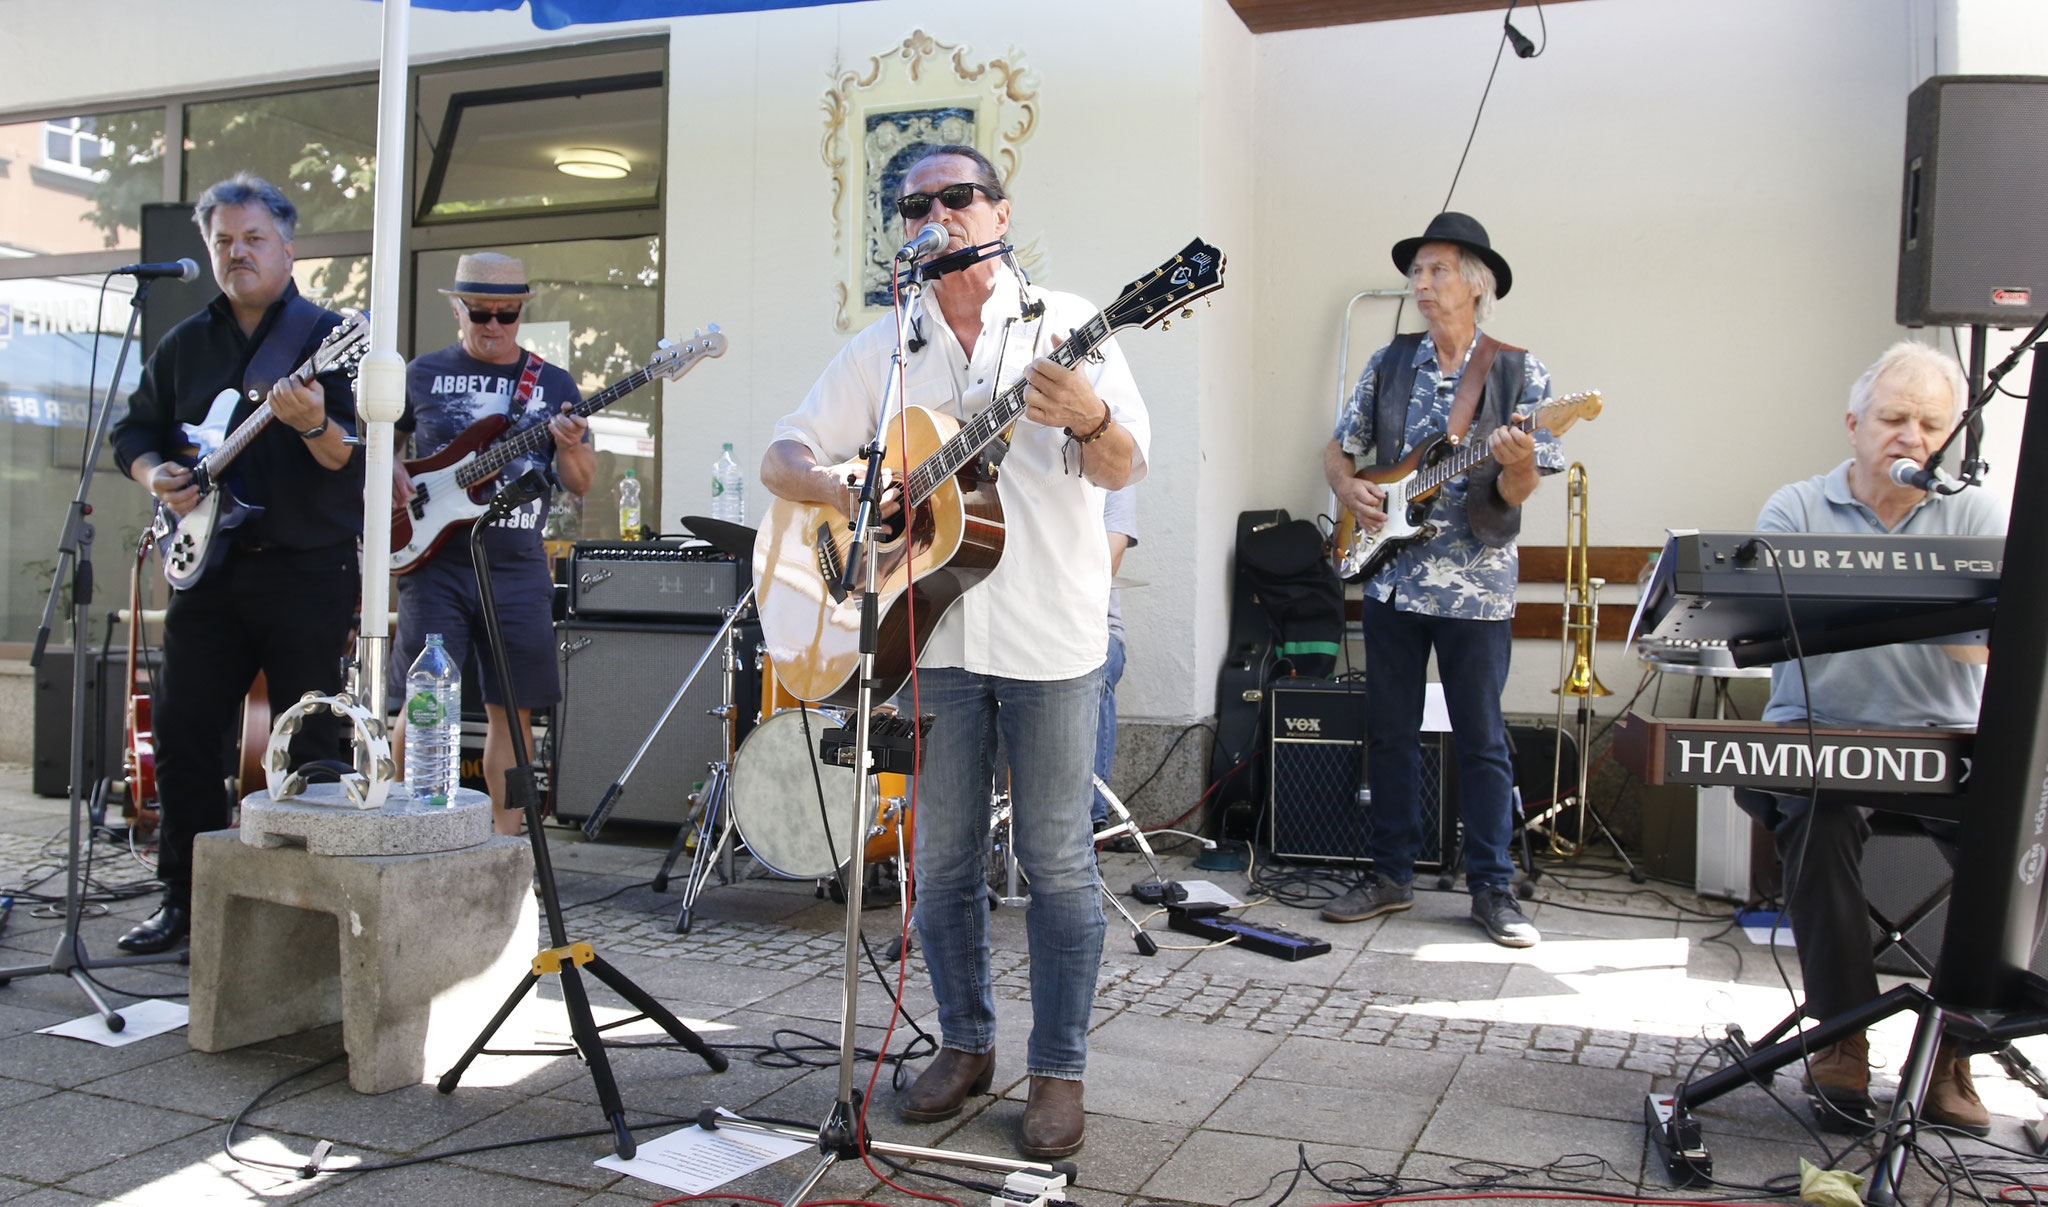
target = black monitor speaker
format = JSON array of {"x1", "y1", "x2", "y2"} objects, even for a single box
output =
[
  {"x1": 1896, "y1": 75, "x2": 2048, "y2": 328},
  {"x1": 140, "y1": 201, "x2": 211, "y2": 354}
]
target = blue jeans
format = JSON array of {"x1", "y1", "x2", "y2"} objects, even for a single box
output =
[
  {"x1": 1090, "y1": 635, "x2": 1126, "y2": 827},
  {"x1": 1359, "y1": 595, "x2": 1516, "y2": 893},
  {"x1": 912, "y1": 667, "x2": 1105, "y2": 1079}
]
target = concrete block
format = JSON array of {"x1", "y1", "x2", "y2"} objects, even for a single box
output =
[
  {"x1": 239, "y1": 784, "x2": 491, "y2": 855},
  {"x1": 188, "y1": 831, "x2": 536, "y2": 1094}
]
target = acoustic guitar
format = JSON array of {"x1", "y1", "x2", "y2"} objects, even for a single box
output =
[{"x1": 755, "y1": 238, "x2": 1226, "y2": 706}]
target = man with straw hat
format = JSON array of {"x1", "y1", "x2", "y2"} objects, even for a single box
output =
[{"x1": 391, "y1": 252, "x2": 592, "y2": 834}]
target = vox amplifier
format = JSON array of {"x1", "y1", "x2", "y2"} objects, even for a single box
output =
[{"x1": 1267, "y1": 679, "x2": 1455, "y2": 866}]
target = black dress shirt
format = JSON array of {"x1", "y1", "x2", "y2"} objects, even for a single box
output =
[{"x1": 110, "y1": 281, "x2": 363, "y2": 552}]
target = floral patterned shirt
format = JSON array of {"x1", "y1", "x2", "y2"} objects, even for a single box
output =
[{"x1": 1332, "y1": 332, "x2": 1561, "y2": 621}]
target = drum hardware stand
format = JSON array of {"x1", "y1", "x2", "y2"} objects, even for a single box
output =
[
  {"x1": 436, "y1": 475, "x2": 728, "y2": 1160},
  {"x1": 986, "y1": 783, "x2": 1160, "y2": 957},
  {"x1": 3, "y1": 274, "x2": 188, "y2": 1026},
  {"x1": 645, "y1": 592, "x2": 758, "y2": 934},
  {"x1": 706, "y1": 269, "x2": 1069, "y2": 1200}
]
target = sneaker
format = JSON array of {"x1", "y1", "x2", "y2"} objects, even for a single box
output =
[
  {"x1": 1925, "y1": 1039, "x2": 1991, "y2": 1136},
  {"x1": 1470, "y1": 887, "x2": 1540, "y2": 948},
  {"x1": 1321, "y1": 873, "x2": 1413, "y2": 923}
]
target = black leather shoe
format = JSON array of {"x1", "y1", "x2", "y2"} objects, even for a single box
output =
[
  {"x1": 116, "y1": 904, "x2": 189, "y2": 954},
  {"x1": 900, "y1": 1048, "x2": 995, "y2": 1122}
]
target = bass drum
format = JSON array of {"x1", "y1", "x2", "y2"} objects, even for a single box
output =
[{"x1": 729, "y1": 707, "x2": 872, "y2": 879}]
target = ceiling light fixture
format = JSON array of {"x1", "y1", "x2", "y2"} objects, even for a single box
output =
[{"x1": 554, "y1": 147, "x2": 630, "y2": 179}]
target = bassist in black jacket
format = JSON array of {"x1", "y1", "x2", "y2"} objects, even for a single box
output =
[{"x1": 107, "y1": 173, "x2": 362, "y2": 954}]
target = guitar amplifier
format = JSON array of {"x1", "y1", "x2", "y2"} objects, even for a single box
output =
[
  {"x1": 1267, "y1": 679, "x2": 1456, "y2": 867},
  {"x1": 568, "y1": 541, "x2": 745, "y2": 621}
]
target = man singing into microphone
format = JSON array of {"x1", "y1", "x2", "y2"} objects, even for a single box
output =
[
  {"x1": 1737, "y1": 340, "x2": 2004, "y2": 1135},
  {"x1": 761, "y1": 144, "x2": 1148, "y2": 1158}
]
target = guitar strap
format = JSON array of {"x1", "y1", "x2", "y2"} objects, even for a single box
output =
[
  {"x1": 234, "y1": 295, "x2": 327, "y2": 427},
  {"x1": 511, "y1": 350, "x2": 545, "y2": 413},
  {"x1": 1444, "y1": 333, "x2": 1503, "y2": 446}
]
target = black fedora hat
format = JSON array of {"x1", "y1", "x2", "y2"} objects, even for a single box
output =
[{"x1": 1391, "y1": 211, "x2": 1513, "y2": 299}]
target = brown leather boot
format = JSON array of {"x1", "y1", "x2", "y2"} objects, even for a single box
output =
[
  {"x1": 1801, "y1": 1032, "x2": 1873, "y2": 1115},
  {"x1": 900, "y1": 1048, "x2": 995, "y2": 1123},
  {"x1": 1925, "y1": 1040, "x2": 1992, "y2": 1136},
  {"x1": 1019, "y1": 1075, "x2": 1085, "y2": 1158}
]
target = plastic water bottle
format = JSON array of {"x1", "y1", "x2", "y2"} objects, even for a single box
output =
[
  {"x1": 404, "y1": 633, "x2": 460, "y2": 807},
  {"x1": 617, "y1": 469, "x2": 642, "y2": 540},
  {"x1": 712, "y1": 443, "x2": 744, "y2": 523}
]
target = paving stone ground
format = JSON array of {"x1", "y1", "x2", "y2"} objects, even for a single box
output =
[{"x1": 1, "y1": 762, "x2": 2043, "y2": 1205}]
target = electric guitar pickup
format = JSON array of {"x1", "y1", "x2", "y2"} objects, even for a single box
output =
[
  {"x1": 755, "y1": 238, "x2": 1226, "y2": 707},
  {"x1": 1332, "y1": 390, "x2": 1604, "y2": 583},
  {"x1": 390, "y1": 328, "x2": 728, "y2": 574},
  {"x1": 152, "y1": 311, "x2": 371, "y2": 589}
]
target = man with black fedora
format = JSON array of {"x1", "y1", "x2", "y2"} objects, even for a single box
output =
[
  {"x1": 1319, "y1": 212, "x2": 1562, "y2": 947},
  {"x1": 391, "y1": 251, "x2": 593, "y2": 834}
]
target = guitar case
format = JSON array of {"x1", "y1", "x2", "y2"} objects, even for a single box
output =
[{"x1": 1206, "y1": 509, "x2": 1288, "y2": 836}]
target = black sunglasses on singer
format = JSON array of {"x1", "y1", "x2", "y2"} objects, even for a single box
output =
[
  {"x1": 895, "y1": 182, "x2": 999, "y2": 222},
  {"x1": 466, "y1": 304, "x2": 522, "y2": 325}
]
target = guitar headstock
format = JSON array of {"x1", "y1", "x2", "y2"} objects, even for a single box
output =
[
  {"x1": 314, "y1": 309, "x2": 372, "y2": 379},
  {"x1": 1528, "y1": 390, "x2": 1604, "y2": 437},
  {"x1": 1101, "y1": 239, "x2": 1227, "y2": 333},
  {"x1": 650, "y1": 324, "x2": 729, "y2": 382}
]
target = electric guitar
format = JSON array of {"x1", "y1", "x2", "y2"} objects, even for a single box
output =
[
  {"x1": 152, "y1": 311, "x2": 371, "y2": 589},
  {"x1": 390, "y1": 328, "x2": 728, "y2": 574},
  {"x1": 755, "y1": 238, "x2": 1226, "y2": 707},
  {"x1": 1332, "y1": 390, "x2": 1604, "y2": 583}
]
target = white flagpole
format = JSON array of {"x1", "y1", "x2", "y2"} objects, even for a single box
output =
[{"x1": 356, "y1": 0, "x2": 411, "y2": 724}]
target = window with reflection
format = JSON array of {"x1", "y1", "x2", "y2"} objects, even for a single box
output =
[
  {"x1": 0, "y1": 107, "x2": 166, "y2": 255},
  {"x1": 412, "y1": 237, "x2": 663, "y2": 544},
  {"x1": 0, "y1": 277, "x2": 160, "y2": 642},
  {"x1": 183, "y1": 83, "x2": 378, "y2": 237}
]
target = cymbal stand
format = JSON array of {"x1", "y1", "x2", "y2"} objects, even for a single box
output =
[
  {"x1": 2, "y1": 275, "x2": 187, "y2": 1028},
  {"x1": 707, "y1": 271, "x2": 1068, "y2": 1200},
  {"x1": 647, "y1": 594, "x2": 755, "y2": 934}
]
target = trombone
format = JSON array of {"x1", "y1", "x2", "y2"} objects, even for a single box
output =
[{"x1": 1547, "y1": 463, "x2": 1609, "y2": 856}]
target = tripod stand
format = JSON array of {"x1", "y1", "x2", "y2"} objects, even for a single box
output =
[
  {"x1": 1, "y1": 275, "x2": 188, "y2": 1027},
  {"x1": 433, "y1": 477, "x2": 726, "y2": 1158}
]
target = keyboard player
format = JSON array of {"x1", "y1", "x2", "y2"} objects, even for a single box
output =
[{"x1": 1737, "y1": 341, "x2": 2004, "y2": 1135}]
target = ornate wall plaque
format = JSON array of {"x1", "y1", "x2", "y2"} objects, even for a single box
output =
[{"x1": 822, "y1": 30, "x2": 1039, "y2": 331}]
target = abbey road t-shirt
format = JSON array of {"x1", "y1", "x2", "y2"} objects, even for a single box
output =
[{"x1": 400, "y1": 345, "x2": 583, "y2": 565}]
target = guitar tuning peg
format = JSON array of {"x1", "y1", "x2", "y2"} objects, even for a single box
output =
[
  {"x1": 658, "y1": 337, "x2": 675, "y2": 350},
  {"x1": 707, "y1": 322, "x2": 721, "y2": 333},
  {"x1": 1181, "y1": 307, "x2": 1193, "y2": 319},
  {"x1": 1161, "y1": 320, "x2": 1171, "y2": 331}
]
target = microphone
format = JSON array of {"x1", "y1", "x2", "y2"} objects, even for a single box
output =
[
  {"x1": 894, "y1": 223, "x2": 949, "y2": 262},
  {"x1": 1889, "y1": 457, "x2": 1938, "y2": 491},
  {"x1": 112, "y1": 258, "x2": 201, "y2": 282}
]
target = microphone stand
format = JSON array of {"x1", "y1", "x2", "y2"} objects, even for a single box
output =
[
  {"x1": 2, "y1": 276, "x2": 188, "y2": 1028},
  {"x1": 433, "y1": 472, "x2": 727, "y2": 1159},
  {"x1": 707, "y1": 256, "x2": 1071, "y2": 1199},
  {"x1": 1917, "y1": 312, "x2": 2048, "y2": 494}
]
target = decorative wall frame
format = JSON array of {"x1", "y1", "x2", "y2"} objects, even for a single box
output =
[{"x1": 822, "y1": 30, "x2": 1039, "y2": 332}]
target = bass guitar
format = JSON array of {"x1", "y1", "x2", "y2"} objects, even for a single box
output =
[
  {"x1": 755, "y1": 238, "x2": 1226, "y2": 707},
  {"x1": 152, "y1": 311, "x2": 371, "y2": 589},
  {"x1": 1332, "y1": 390, "x2": 1604, "y2": 582},
  {"x1": 390, "y1": 328, "x2": 728, "y2": 574}
]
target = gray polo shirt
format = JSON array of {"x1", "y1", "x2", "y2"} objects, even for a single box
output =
[
  {"x1": 1104, "y1": 484, "x2": 1138, "y2": 644},
  {"x1": 1757, "y1": 459, "x2": 2006, "y2": 730}
]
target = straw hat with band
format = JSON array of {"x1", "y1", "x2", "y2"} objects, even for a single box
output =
[{"x1": 439, "y1": 251, "x2": 536, "y2": 301}]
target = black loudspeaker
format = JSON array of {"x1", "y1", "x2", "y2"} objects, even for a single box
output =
[
  {"x1": 1896, "y1": 75, "x2": 2048, "y2": 328},
  {"x1": 1266, "y1": 679, "x2": 1455, "y2": 866},
  {"x1": 141, "y1": 202, "x2": 212, "y2": 354},
  {"x1": 551, "y1": 621, "x2": 758, "y2": 828},
  {"x1": 32, "y1": 647, "x2": 160, "y2": 799}
]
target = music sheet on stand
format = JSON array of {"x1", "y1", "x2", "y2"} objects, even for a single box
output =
[{"x1": 595, "y1": 1110, "x2": 810, "y2": 1193}]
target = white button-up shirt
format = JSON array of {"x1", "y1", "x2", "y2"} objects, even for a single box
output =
[{"x1": 772, "y1": 263, "x2": 1150, "y2": 681}]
